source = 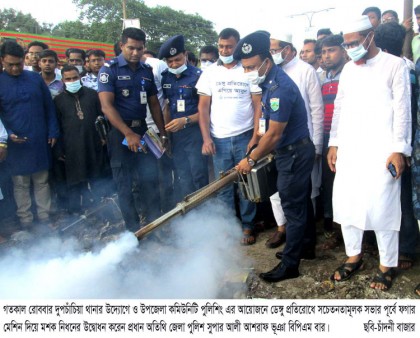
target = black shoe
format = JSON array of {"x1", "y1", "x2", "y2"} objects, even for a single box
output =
[
  {"x1": 275, "y1": 250, "x2": 316, "y2": 260},
  {"x1": 259, "y1": 263, "x2": 300, "y2": 282}
]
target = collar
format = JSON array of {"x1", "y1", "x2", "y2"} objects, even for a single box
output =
[{"x1": 260, "y1": 63, "x2": 279, "y2": 91}]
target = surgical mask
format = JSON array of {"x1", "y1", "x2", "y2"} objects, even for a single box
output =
[
  {"x1": 200, "y1": 60, "x2": 213, "y2": 70},
  {"x1": 219, "y1": 54, "x2": 234, "y2": 64},
  {"x1": 346, "y1": 33, "x2": 373, "y2": 62},
  {"x1": 168, "y1": 63, "x2": 187, "y2": 75},
  {"x1": 245, "y1": 58, "x2": 268, "y2": 85},
  {"x1": 75, "y1": 65, "x2": 83, "y2": 73},
  {"x1": 65, "y1": 80, "x2": 82, "y2": 93},
  {"x1": 272, "y1": 51, "x2": 284, "y2": 65}
]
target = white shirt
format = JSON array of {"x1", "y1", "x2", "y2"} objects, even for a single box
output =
[
  {"x1": 196, "y1": 61, "x2": 258, "y2": 138},
  {"x1": 329, "y1": 50, "x2": 411, "y2": 231},
  {"x1": 282, "y1": 57, "x2": 324, "y2": 155},
  {"x1": 144, "y1": 57, "x2": 168, "y2": 133}
]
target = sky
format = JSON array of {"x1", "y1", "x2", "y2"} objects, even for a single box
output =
[{"x1": 0, "y1": 0, "x2": 416, "y2": 44}]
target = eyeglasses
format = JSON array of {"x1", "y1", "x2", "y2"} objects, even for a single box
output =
[
  {"x1": 270, "y1": 48, "x2": 284, "y2": 55},
  {"x1": 341, "y1": 33, "x2": 371, "y2": 50}
]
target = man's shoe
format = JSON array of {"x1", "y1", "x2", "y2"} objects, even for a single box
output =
[
  {"x1": 265, "y1": 230, "x2": 286, "y2": 248},
  {"x1": 275, "y1": 250, "x2": 316, "y2": 260},
  {"x1": 259, "y1": 263, "x2": 299, "y2": 282}
]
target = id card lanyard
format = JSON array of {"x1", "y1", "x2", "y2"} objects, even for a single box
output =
[
  {"x1": 177, "y1": 87, "x2": 185, "y2": 112},
  {"x1": 140, "y1": 79, "x2": 147, "y2": 104}
]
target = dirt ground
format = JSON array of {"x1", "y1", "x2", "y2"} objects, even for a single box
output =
[
  {"x1": 242, "y1": 224, "x2": 420, "y2": 300},
  {"x1": 0, "y1": 196, "x2": 419, "y2": 300}
]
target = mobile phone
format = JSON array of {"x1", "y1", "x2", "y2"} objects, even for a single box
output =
[{"x1": 388, "y1": 163, "x2": 397, "y2": 177}]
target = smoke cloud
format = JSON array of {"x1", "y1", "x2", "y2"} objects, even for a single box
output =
[{"x1": 0, "y1": 200, "x2": 249, "y2": 299}]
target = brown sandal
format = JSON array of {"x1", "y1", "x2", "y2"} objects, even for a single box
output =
[{"x1": 241, "y1": 229, "x2": 256, "y2": 246}]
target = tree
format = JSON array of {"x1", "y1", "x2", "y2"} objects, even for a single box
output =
[
  {"x1": 72, "y1": 0, "x2": 218, "y2": 52},
  {"x1": 0, "y1": 8, "x2": 51, "y2": 35}
]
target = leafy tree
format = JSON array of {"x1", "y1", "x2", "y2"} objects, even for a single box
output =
[
  {"x1": 0, "y1": 8, "x2": 50, "y2": 34},
  {"x1": 72, "y1": 0, "x2": 218, "y2": 53}
]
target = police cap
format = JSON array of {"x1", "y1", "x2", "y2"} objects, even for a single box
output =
[
  {"x1": 158, "y1": 35, "x2": 185, "y2": 59},
  {"x1": 233, "y1": 31, "x2": 270, "y2": 60}
]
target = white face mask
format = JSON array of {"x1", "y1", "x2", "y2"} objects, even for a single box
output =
[
  {"x1": 219, "y1": 54, "x2": 234, "y2": 64},
  {"x1": 245, "y1": 58, "x2": 268, "y2": 85},
  {"x1": 346, "y1": 33, "x2": 373, "y2": 63},
  {"x1": 272, "y1": 51, "x2": 284, "y2": 65},
  {"x1": 168, "y1": 63, "x2": 187, "y2": 75},
  {"x1": 200, "y1": 60, "x2": 213, "y2": 70}
]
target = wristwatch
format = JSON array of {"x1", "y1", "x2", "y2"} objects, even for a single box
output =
[
  {"x1": 247, "y1": 156, "x2": 256, "y2": 167},
  {"x1": 184, "y1": 117, "x2": 191, "y2": 128}
]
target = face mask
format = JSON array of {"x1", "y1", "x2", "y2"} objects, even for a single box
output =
[
  {"x1": 200, "y1": 61, "x2": 213, "y2": 70},
  {"x1": 65, "y1": 80, "x2": 82, "y2": 93},
  {"x1": 75, "y1": 65, "x2": 83, "y2": 73},
  {"x1": 219, "y1": 54, "x2": 234, "y2": 64},
  {"x1": 245, "y1": 58, "x2": 268, "y2": 85},
  {"x1": 272, "y1": 51, "x2": 284, "y2": 65},
  {"x1": 346, "y1": 33, "x2": 373, "y2": 62},
  {"x1": 168, "y1": 63, "x2": 187, "y2": 75}
]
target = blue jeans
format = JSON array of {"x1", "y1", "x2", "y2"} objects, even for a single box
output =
[{"x1": 212, "y1": 129, "x2": 256, "y2": 230}]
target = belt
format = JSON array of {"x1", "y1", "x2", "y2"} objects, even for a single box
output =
[
  {"x1": 124, "y1": 119, "x2": 146, "y2": 128},
  {"x1": 275, "y1": 137, "x2": 311, "y2": 154}
]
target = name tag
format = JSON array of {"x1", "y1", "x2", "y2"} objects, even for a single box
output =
[
  {"x1": 177, "y1": 99, "x2": 185, "y2": 112},
  {"x1": 140, "y1": 91, "x2": 147, "y2": 104},
  {"x1": 118, "y1": 75, "x2": 131, "y2": 80},
  {"x1": 163, "y1": 84, "x2": 171, "y2": 88}
]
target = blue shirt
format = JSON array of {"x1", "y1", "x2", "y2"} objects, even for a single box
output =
[
  {"x1": 161, "y1": 64, "x2": 202, "y2": 119},
  {"x1": 0, "y1": 70, "x2": 59, "y2": 175},
  {"x1": 260, "y1": 65, "x2": 309, "y2": 149},
  {"x1": 97, "y1": 54, "x2": 158, "y2": 120}
]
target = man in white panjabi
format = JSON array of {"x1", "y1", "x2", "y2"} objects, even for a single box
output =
[{"x1": 327, "y1": 16, "x2": 412, "y2": 291}]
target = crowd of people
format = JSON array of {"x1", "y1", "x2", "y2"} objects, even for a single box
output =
[{"x1": 0, "y1": 5, "x2": 419, "y2": 296}]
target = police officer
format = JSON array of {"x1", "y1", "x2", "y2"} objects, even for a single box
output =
[
  {"x1": 235, "y1": 32, "x2": 315, "y2": 282},
  {"x1": 158, "y1": 35, "x2": 209, "y2": 200},
  {"x1": 98, "y1": 27, "x2": 168, "y2": 232}
]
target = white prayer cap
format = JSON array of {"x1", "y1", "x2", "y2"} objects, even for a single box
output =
[
  {"x1": 270, "y1": 32, "x2": 293, "y2": 44},
  {"x1": 342, "y1": 15, "x2": 373, "y2": 34}
]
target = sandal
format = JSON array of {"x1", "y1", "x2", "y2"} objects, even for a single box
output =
[
  {"x1": 330, "y1": 258, "x2": 364, "y2": 282},
  {"x1": 398, "y1": 254, "x2": 414, "y2": 270},
  {"x1": 414, "y1": 283, "x2": 420, "y2": 298},
  {"x1": 241, "y1": 229, "x2": 256, "y2": 246},
  {"x1": 370, "y1": 268, "x2": 396, "y2": 291}
]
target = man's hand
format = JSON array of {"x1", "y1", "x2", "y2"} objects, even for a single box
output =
[
  {"x1": 236, "y1": 158, "x2": 252, "y2": 174},
  {"x1": 202, "y1": 139, "x2": 216, "y2": 155},
  {"x1": 165, "y1": 118, "x2": 186, "y2": 133},
  {"x1": 386, "y1": 152, "x2": 405, "y2": 179},
  {"x1": 327, "y1": 146, "x2": 338, "y2": 172},
  {"x1": 48, "y1": 138, "x2": 57, "y2": 147},
  {"x1": 247, "y1": 135, "x2": 260, "y2": 152},
  {"x1": 9, "y1": 134, "x2": 27, "y2": 144},
  {"x1": 125, "y1": 131, "x2": 146, "y2": 153}
]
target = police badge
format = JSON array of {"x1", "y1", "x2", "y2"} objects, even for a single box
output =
[
  {"x1": 99, "y1": 73, "x2": 109, "y2": 83},
  {"x1": 122, "y1": 89, "x2": 129, "y2": 97},
  {"x1": 242, "y1": 43, "x2": 252, "y2": 54},
  {"x1": 170, "y1": 47, "x2": 177, "y2": 56},
  {"x1": 270, "y1": 98, "x2": 280, "y2": 111}
]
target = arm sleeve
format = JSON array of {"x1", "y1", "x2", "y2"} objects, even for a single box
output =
[
  {"x1": 97, "y1": 66, "x2": 115, "y2": 93},
  {"x1": 306, "y1": 68, "x2": 324, "y2": 154},
  {"x1": 391, "y1": 61, "x2": 412, "y2": 156},
  {"x1": 41, "y1": 78, "x2": 59, "y2": 139},
  {"x1": 0, "y1": 118, "x2": 7, "y2": 142}
]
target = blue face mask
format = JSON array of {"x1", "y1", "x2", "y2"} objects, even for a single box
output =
[
  {"x1": 168, "y1": 63, "x2": 187, "y2": 75},
  {"x1": 65, "y1": 80, "x2": 82, "y2": 93},
  {"x1": 219, "y1": 54, "x2": 234, "y2": 64}
]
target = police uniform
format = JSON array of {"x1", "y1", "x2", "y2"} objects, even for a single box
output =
[
  {"x1": 159, "y1": 35, "x2": 209, "y2": 199},
  {"x1": 234, "y1": 32, "x2": 316, "y2": 280},
  {"x1": 98, "y1": 54, "x2": 160, "y2": 231}
]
